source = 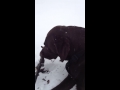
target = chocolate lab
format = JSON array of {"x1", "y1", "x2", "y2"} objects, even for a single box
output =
[
  {"x1": 40, "y1": 25, "x2": 85, "y2": 61},
  {"x1": 40, "y1": 25, "x2": 85, "y2": 90}
]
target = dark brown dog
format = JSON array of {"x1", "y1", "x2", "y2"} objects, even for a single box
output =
[
  {"x1": 40, "y1": 25, "x2": 85, "y2": 90},
  {"x1": 40, "y1": 25, "x2": 85, "y2": 61}
]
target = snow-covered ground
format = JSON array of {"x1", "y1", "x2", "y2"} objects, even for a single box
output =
[{"x1": 35, "y1": 0, "x2": 85, "y2": 90}]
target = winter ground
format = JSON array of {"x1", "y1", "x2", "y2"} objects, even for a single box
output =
[{"x1": 35, "y1": 0, "x2": 85, "y2": 90}]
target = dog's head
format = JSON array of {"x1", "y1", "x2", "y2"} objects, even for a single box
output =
[
  {"x1": 42, "y1": 26, "x2": 70, "y2": 62},
  {"x1": 40, "y1": 37, "x2": 70, "y2": 61}
]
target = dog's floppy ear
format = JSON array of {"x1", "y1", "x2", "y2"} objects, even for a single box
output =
[{"x1": 54, "y1": 37, "x2": 70, "y2": 62}]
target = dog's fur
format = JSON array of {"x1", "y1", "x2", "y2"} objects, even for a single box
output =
[
  {"x1": 40, "y1": 26, "x2": 85, "y2": 61},
  {"x1": 40, "y1": 26, "x2": 85, "y2": 90}
]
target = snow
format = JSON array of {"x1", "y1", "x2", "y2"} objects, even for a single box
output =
[
  {"x1": 35, "y1": 0, "x2": 85, "y2": 90},
  {"x1": 35, "y1": 57, "x2": 77, "y2": 90},
  {"x1": 35, "y1": 57, "x2": 68, "y2": 90}
]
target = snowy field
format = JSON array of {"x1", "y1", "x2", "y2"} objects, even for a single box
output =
[{"x1": 35, "y1": 0, "x2": 85, "y2": 90}]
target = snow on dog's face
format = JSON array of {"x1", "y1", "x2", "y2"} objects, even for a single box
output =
[{"x1": 40, "y1": 46, "x2": 58, "y2": 60}]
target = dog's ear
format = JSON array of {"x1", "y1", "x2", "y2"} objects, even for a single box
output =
[{"x1": 54, "y1": 37, "x2": 70, "y2": 62}]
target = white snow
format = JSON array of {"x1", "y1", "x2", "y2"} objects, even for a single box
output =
[{"x1": 35, "y1": 0, "x2": 85, "y2": 90}]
